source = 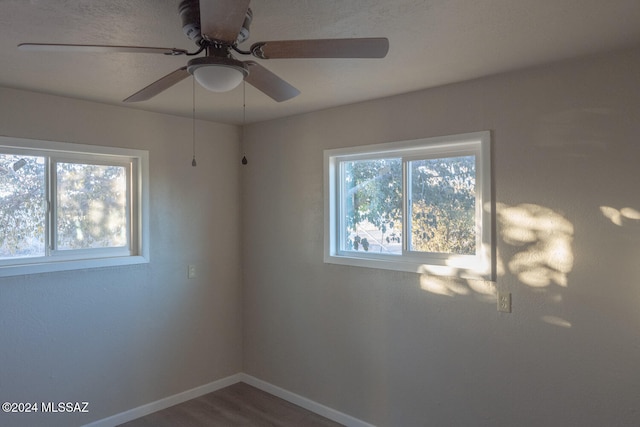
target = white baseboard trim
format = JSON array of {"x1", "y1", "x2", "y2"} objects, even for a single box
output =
[
  {"x1": 238, "y1": 373, "x2": 375, "y2": 427},
  {"x1": 83, "y1": 372, "x2": 374, "y2": 427},
  {"x1": 82, "y1": 373, "x2": 243, "y2": 427}
]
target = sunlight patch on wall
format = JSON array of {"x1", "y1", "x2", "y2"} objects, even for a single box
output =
[
  {"x1": 418, "y1": 264, "x2": 495, "y2": 301},
  {"x1": 497, "y1": 203, "x2": 574, "y2": 288},
  {"x1": 600, "y1": 206, "x2": 640, "y2": 226},
  {"x1": 417, "y1": 203, "x2": 574, "y2": 318},
  {"x1": 541, "y1": 315, "x2": 572, "y2": 328},
  {"x1": 418, "y1": 270, "x2": 470, "y2": 297}
]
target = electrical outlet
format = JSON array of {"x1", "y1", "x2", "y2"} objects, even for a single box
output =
[
  {"x1": 497, "y1": 292, "x2": 511, "y2": 313},
  {"x1": 188, "y1": 265, "x2": 196, "y2": 279}
]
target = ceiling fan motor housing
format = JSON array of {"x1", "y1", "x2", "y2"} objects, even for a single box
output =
[{"x1": 179, "y1": 0, "x2": 252, "y2": 45}]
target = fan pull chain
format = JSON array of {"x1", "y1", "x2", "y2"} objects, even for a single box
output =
[
  {"x1": 241, "y1": 81, "x2": 248, "y2": 165},
  {"x1": 191, "y1": 77, "x2": 197, "y2": 167}
]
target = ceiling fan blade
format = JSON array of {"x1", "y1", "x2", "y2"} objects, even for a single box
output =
[
  {"x1": 244, "y1": 61, "x2": 300, "y2": 102},
  {"x1": 250, "y1": 37, "x2": 389, "y2": 59},
  {"x1": 18, "y1": 43, "x2": 188, "y2": 55},
  {"x1": 123, "y1": 67, "x2": 190, "y2": 103},
  {"x1": 199, "y1": 0, "x2": 250, "y2": 43}
]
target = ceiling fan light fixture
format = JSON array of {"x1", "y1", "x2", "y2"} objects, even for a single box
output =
[
  {"x1": 187, "y1": 57, "x2": 248, "y2": 92},
  {"x1": 194, "y1": 66, "x2": 244, "y2": 92}
]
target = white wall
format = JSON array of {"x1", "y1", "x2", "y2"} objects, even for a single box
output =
[
  {"x1": 0, "y1": 88, "x2": 243, "y2": 427},
  {"x1": 241, "y1": 47, "x2": 640, "y2": 426}
]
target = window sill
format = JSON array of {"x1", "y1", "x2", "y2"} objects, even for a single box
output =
[
  {"x1": 0, "y1": 255, "x2": 149, "y2": 278},
  {"x1": 324, "y1": 252, "x2": 494, "y2": 281}
]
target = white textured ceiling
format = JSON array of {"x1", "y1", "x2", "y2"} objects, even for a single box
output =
[{"x1": 1, "y1": 0, "x2": 640, "y2": 124}]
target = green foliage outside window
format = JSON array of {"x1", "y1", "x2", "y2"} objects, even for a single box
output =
[
  {"x1": 0, "y1": 154, "x2": 46, "y2": 257},
  {"x1": 343, "y1": 158, "x2": 402, "y2": 253},
  {"x1": 409, "y1": 156, "x2": 476, "y2": 255},
  {"x1": 343, "y1": 155, "x2": 476, "y2": 255},
  {"x1": 56, "y1": 162, "x2": 127, "y2": 250}
]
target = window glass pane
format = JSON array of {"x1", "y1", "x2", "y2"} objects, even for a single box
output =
[
  {"x1": 56, "y1": 162, "x2": 128, "y2": 250},
  {"x1": 0, "y1": 154, "x2": 46, "y2": 259},
  {"x1": 341, "y1": 158, "x2": 402, "y2": 254},
  {"x1": 409, "y1": 155, "x2": 476, "y2": 255}
]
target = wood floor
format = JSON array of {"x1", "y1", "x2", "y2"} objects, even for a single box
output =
[{"x1": 117, "y1": 382, "x2": 344, "y2": 427}]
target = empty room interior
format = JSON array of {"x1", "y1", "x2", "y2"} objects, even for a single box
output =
[{"x1": 1, "y1": 1, "x2": 640, "y2": 426}]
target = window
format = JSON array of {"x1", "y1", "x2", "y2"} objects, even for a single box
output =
[
  {"x1": 324, "y1": 131, "x2": 493, "y2": 280},
  {"x1": 0, "y1": 136, "x2": 149, "y2": 277}
]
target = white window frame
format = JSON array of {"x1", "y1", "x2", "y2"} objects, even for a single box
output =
[
  {"x1": 324, "y1": 131, "x2": 493, "y2": 280},
  {"x1": 0, "y1": 135, "x2": 149, "y2": 277}
]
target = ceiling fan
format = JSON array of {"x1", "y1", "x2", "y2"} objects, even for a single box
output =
[{"x1": 18, "y1": 0, "x2": 389, "y2": 103}]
